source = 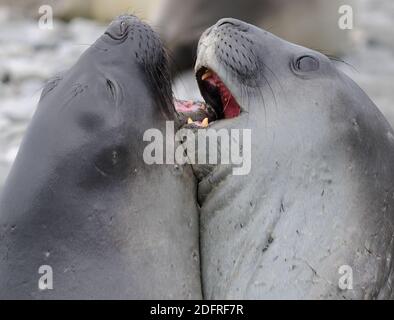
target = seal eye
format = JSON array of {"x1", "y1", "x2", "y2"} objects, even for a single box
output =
[
  {"x1": 94, "y1": 146, "x2": 130, "y2": 178},
  {"x1": 294, "y1": 56, "x2": 319, "y2": 72}
]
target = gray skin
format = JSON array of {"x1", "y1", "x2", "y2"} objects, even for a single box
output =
[
  {"x1": 0, "y1": 15, "x2": 202, "y2": 299},
  {"x1": 153, "y1": 0, "x2": 351, "y2": 75},
  {"x1": 192, "y1": 18, "x2": 394, "y2": 299}
]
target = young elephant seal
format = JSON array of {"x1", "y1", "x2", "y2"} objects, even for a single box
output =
[
  {"x1": 0, "y1": 15, "x2": 202, "y2": 299},
  {"x1": 175, "y1": 18, "x2": 394, "y2": 299}
]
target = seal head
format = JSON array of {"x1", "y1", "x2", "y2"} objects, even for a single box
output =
[
  {"x1": 0, "y1": 15, "x2": 201, "y2": 299},
  {"x1": 184, "y1": 18, "x2": 394, "y2": 299}
]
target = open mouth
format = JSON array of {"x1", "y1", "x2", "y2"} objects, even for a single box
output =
[{"x1": 174, "y1": 67, "x2": 241, "y2": 127}]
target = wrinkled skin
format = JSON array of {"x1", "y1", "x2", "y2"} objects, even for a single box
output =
[
  {"x1": 0, "y1": 15, "x2": 202, "y2": 299},
  {"x1": 192, "y1": 18, "x2": 394, "y2": 299}
]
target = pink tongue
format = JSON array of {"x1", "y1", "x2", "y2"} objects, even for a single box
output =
[{"x1": 174, "y1": 99, "x2": 202, "y2": 113}]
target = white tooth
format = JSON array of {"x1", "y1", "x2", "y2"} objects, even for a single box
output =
[
  {"x1": 201, "y1": 118, "x2": 209, "y2": 128},
  {"x1": 202, "y1": 71, "x2": 213, "y2": 81},
  {"x1": 187, "y1": 117, "x2": 194, "y2": 124}
]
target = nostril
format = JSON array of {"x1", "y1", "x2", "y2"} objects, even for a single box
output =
[
  {"x1": 216, "y1": 18, "x2": 241, "y2": 28},
  {"x1": 218, "y1": 20, "x2": 235, "y2": 27},
  {"x1": 120, "y1": 21, "x2": 126, "y2": 34}
]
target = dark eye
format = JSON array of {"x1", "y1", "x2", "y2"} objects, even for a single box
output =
[
  {"x1": 94, "y1": 146, "x2": 130, "y2": 178},
  {"x1": 294, "y1": 56, "x2": 319, "y2": 72}
]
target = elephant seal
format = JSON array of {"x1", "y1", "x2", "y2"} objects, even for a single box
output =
[
  {"x1": 176, "y1": 18, "x2": 394, "y2": 299},
  {"x1": 0, "y1": 15, "x2": 202, "y2": 299}
]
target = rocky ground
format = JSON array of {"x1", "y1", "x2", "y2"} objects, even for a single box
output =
[
  {"x1": 0, "y1": 0, "x2": 393, "y2": 191},
  {"x1": 0, "y1": 13, "x2": 105, "y2": 189}
]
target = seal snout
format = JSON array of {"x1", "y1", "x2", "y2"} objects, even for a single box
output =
[
  {"x1": 174, "y1": 19, "x2": 254, "y2": 128},
  {"x1": 104, "y1": 15, "x2": 166, "y2": 65}
]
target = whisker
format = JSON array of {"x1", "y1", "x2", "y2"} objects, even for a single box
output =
[
  {"x1": 262, "y1": 72, "x2": 277, "y2": 110},
  {"x1": 247, "y1": 49, "x2": 279, "y2": 113},
  {"x1": 327, "y1": 55, "x2": 359, "y2": 73},
  {"x1": 261, "y1": 59, "x2": 285, "y2": 95},
  {"x1": 164, "y1": 47, "x2": 187, "y2": 77},
  {"x1": 310, "y1": 47, "x2": 359, "y2": 73}
]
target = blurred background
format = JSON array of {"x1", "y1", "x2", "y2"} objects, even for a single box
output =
[{"x1": 0, "y1": 0, "x2": 393, "y2": 191}]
